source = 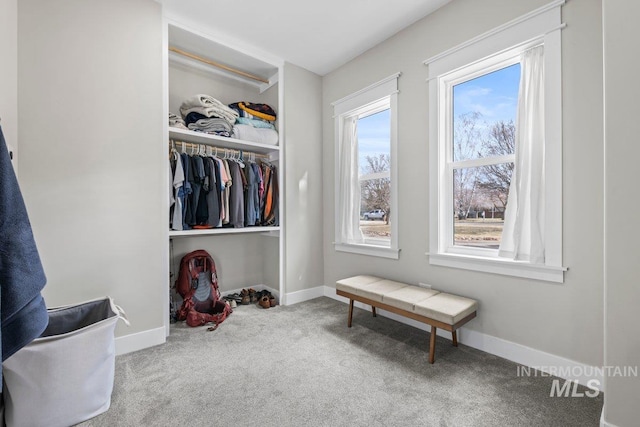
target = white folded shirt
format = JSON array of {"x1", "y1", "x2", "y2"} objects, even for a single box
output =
[{"x1": 232, "y1": 124, "x2": 279, "y2": 145}]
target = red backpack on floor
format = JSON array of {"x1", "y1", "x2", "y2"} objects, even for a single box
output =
[{"x1": 175, "y1": 250, "x2": 231, "y2": 327}]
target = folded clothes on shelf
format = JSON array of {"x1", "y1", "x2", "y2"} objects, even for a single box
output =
[
  {"x1": 236, "y1": 117, "x2": 276, "y2": 130},
  {"x1": 180, "y1": 94, "x2": 239, "y2": 126},
  {"x1": 184, "y1": 112, "x2": 233, "y2": 136},
  {"x1": 228, "y1": 102, "x2": 276, "y2": 123},
  {"x1": 232, "y1": 124, "x2": 278, "y2": 145},
  {"x1": 169, "y1": 112, "x2": 188, "y2": 130}
]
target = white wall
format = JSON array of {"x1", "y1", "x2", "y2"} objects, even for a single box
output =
[
  {"x1": 283, "y1": 62, "x2": 324, "y2": 293},
  {"x1": 18, "y1": 0, "x2": 166, "y2": 341},
  {"x1": 603, "y1": 0, "x2": 640, "y2": 425},
  {"x1": 0, "y1": 0, "x2": 18, "y2": 171},
  {"x1": 322, "y1": 0, "x2": 604, "y2": 367},
  {"x1": 170, "y1": 235, "x2": 278, "y2": 293}
]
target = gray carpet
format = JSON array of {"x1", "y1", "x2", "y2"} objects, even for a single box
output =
[{"x1": 80, "y1": 297, "x2": 603, "y2": 426}]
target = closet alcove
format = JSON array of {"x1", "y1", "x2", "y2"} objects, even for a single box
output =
[{"x1": 164, "y1": 22, "x2": 285, "y2": 331}]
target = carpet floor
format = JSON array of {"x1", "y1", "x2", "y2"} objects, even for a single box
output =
[{"x1": 80, "y1": 297, "x2": 603, "y2": 427}]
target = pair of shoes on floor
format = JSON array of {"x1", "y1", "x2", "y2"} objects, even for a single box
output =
[
  {"x1": 239, "y1": 289, "x2": 255, "y2": 305},
  {"x1": 240, "y1": 288, "x2": 259, "y2": 304},
  {"x1": 223, "y1": 294, "x2": 241, "y2": 308},
  {"x1": 257, "y1": 290, "x2": 277, "y2": 309},
  {"x1": 222, "y1": 298, "x2": 237, "y2": 309}
]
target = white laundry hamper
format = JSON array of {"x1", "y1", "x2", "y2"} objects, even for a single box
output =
[{"x1": 2, "y1": 297, "x2": 129, "y2": 427}]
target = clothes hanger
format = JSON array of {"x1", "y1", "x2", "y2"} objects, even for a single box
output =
[
  {"x1": 237, "y1": 150, "x2": 245, "y2": 168},
  {"x1": 170, "y1": 140, "x2": 180, "y2": 160}
]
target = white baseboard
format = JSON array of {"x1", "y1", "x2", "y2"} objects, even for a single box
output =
[
  {"x1": 284, "y1": 285, "x2": 325, "y2": 305},
  {"x1": 323, "y1": 286, "x2": 602, "y2": 390},
  {"x1": 115, "y1": 326, "x2": 166, "y2": 356}
]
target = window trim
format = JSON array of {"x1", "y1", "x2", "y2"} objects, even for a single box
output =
[
  {"x1": 332, "y1": 73, "x2": 400, "y2": 259},
  {"x1": 426, "y1": 2, "x2": 565, "y2": 282}
]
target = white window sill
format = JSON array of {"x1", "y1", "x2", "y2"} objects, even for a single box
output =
[
  {"x1": 335, "y1": 243, "x2": 400, "y2": 259},
  {"x1": 427, "y1": 252, "x2": 566, "y2": 283}
]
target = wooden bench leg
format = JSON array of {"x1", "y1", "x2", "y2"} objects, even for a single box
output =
[
  {"x1": 429, "y1": 326, "x2": 437, "y2": 364},
  {"x1": 348, "y1": 299, "x2": 354, "y2": 328},
  {"x1": 372, "y1": 306, "x2": 377, "y2": 317},
  {"x1": 452, "y1": 330, "x2": 458, "y2": 347}
]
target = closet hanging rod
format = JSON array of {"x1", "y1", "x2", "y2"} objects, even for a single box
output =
[
  {"x1": 169, "y1": 47, "x2": 270, "y2": 84},
  {"x1": 170, "y1": 140, "x2": 271, "y2": 160}
]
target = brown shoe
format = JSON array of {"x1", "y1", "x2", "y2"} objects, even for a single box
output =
[
  {"x1": 249, "y1": 288, "x2": 258, "y2": 303},
  {"x1": 240, "y1": 289, "x2": 251, "y2": 305},
  {"x1": 259, "y1": 295, "x2": 270, "y2": 309}
]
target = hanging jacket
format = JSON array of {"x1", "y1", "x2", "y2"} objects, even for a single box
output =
[
  {"x1": 0, "y1": 126, "x2": 48, "y2": 376},
  {"x1": 227, "y1": 161, "x2": 245, "y2": 228}
]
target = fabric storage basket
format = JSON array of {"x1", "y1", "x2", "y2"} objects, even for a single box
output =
[{"x1": 2, "y1": 297, "x2": 129, "y2": 427}]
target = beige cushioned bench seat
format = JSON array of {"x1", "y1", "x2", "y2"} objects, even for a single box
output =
[
  {"x1": 336, "y1": 275, "x2": 478, "y2": 363},
  {"x1": 413, "y1": 293, "x2": 477, "y2": 325}
]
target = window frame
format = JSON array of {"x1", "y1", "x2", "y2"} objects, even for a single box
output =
[
  {"x1": 332, "y1": 73, "x2": 400, "y2": 259},
  {"x1": 426, "y1": 2, "x2": 566, "y2": 282}
]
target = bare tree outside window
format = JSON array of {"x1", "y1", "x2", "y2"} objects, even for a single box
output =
[
  {"x1": 479, "y1": 120, "x2": 515, "y2": 211},
  {"x1": 452, "y1": 112, "x2": 515, "y2": 248},
  {"x1": 360, "y1": 154, "x2": 390, "y2": 224},
  {"x1": 453, "y1": 112, "x2": 483, "y2": 220}
]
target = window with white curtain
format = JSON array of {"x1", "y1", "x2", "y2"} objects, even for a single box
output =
[
  {"x1": 426, "y1": 1, "x2": 566, "y2": 282},
  {"x1": 333, "y1": 73, "x2": 400, "y2": 259}
]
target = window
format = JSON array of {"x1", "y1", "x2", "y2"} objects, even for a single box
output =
[
  {"x1": 358, "y1": 108, "x2": 391, "y2": 245},
  {"x1": 332, "y1": 73, "x2": 399, "y2": 259},
  {"x1": 426, "y1": 3, "x2": 566, "y2": 282},
  {"x1": 452, "y1": 63, "x2": 520, "y2": 250}
]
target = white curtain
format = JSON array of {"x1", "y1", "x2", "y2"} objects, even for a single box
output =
[
  {"x1": 499, "y1": 45, "x2": 545, "y2": 264},
  {"x1": 338, "y1": 116, "x2": 364, "y2": 244}
]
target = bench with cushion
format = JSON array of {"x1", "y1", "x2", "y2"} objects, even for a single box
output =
[{"x1": 336, "y1": 275, "x2": 478, "y2": 363}]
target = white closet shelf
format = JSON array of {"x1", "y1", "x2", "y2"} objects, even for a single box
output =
[
  {"x1": 169, "y1": 127, "x2": 279, "y2": 155},
  {"x1": 169, "y1": 226, "x2": 280, "y2": 238}
]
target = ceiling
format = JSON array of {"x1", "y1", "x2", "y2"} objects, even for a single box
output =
[{"x1": 158, "y1": 0, "x2": 451, "y2": 76}]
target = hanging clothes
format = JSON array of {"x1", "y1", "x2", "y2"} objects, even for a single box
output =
[
  {"x1": 169, "y1": 147, "x2": 278, "y2": 231},
  {"x1": 180, "y1": 153, "x2": 193, "y2": 230},
  {"x1": 204, "y1": 157, "x2": 220, "y2": 228},
  {"x1": 261, "y1": 162, "x2": 278, "y2": 226},
  {"x1": 222, "y1": 159, "x2": 232, "y2": 225},
  {"x1": 170, "y1": 150, "x2": 184, "y2": 231},
  {"x1": 227, "y1": 160, "x2": 245, "y2": 228},
  {"x1": 190, "y1": 155, "x2": 205, "y2": 226},
  {"x1": 244, "y1": 162, "x2": 259, "y2": 226}
]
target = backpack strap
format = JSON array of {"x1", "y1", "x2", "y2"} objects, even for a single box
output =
[{"x1": 187, "y1": 259, "x2": 197, "y2": 290}]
